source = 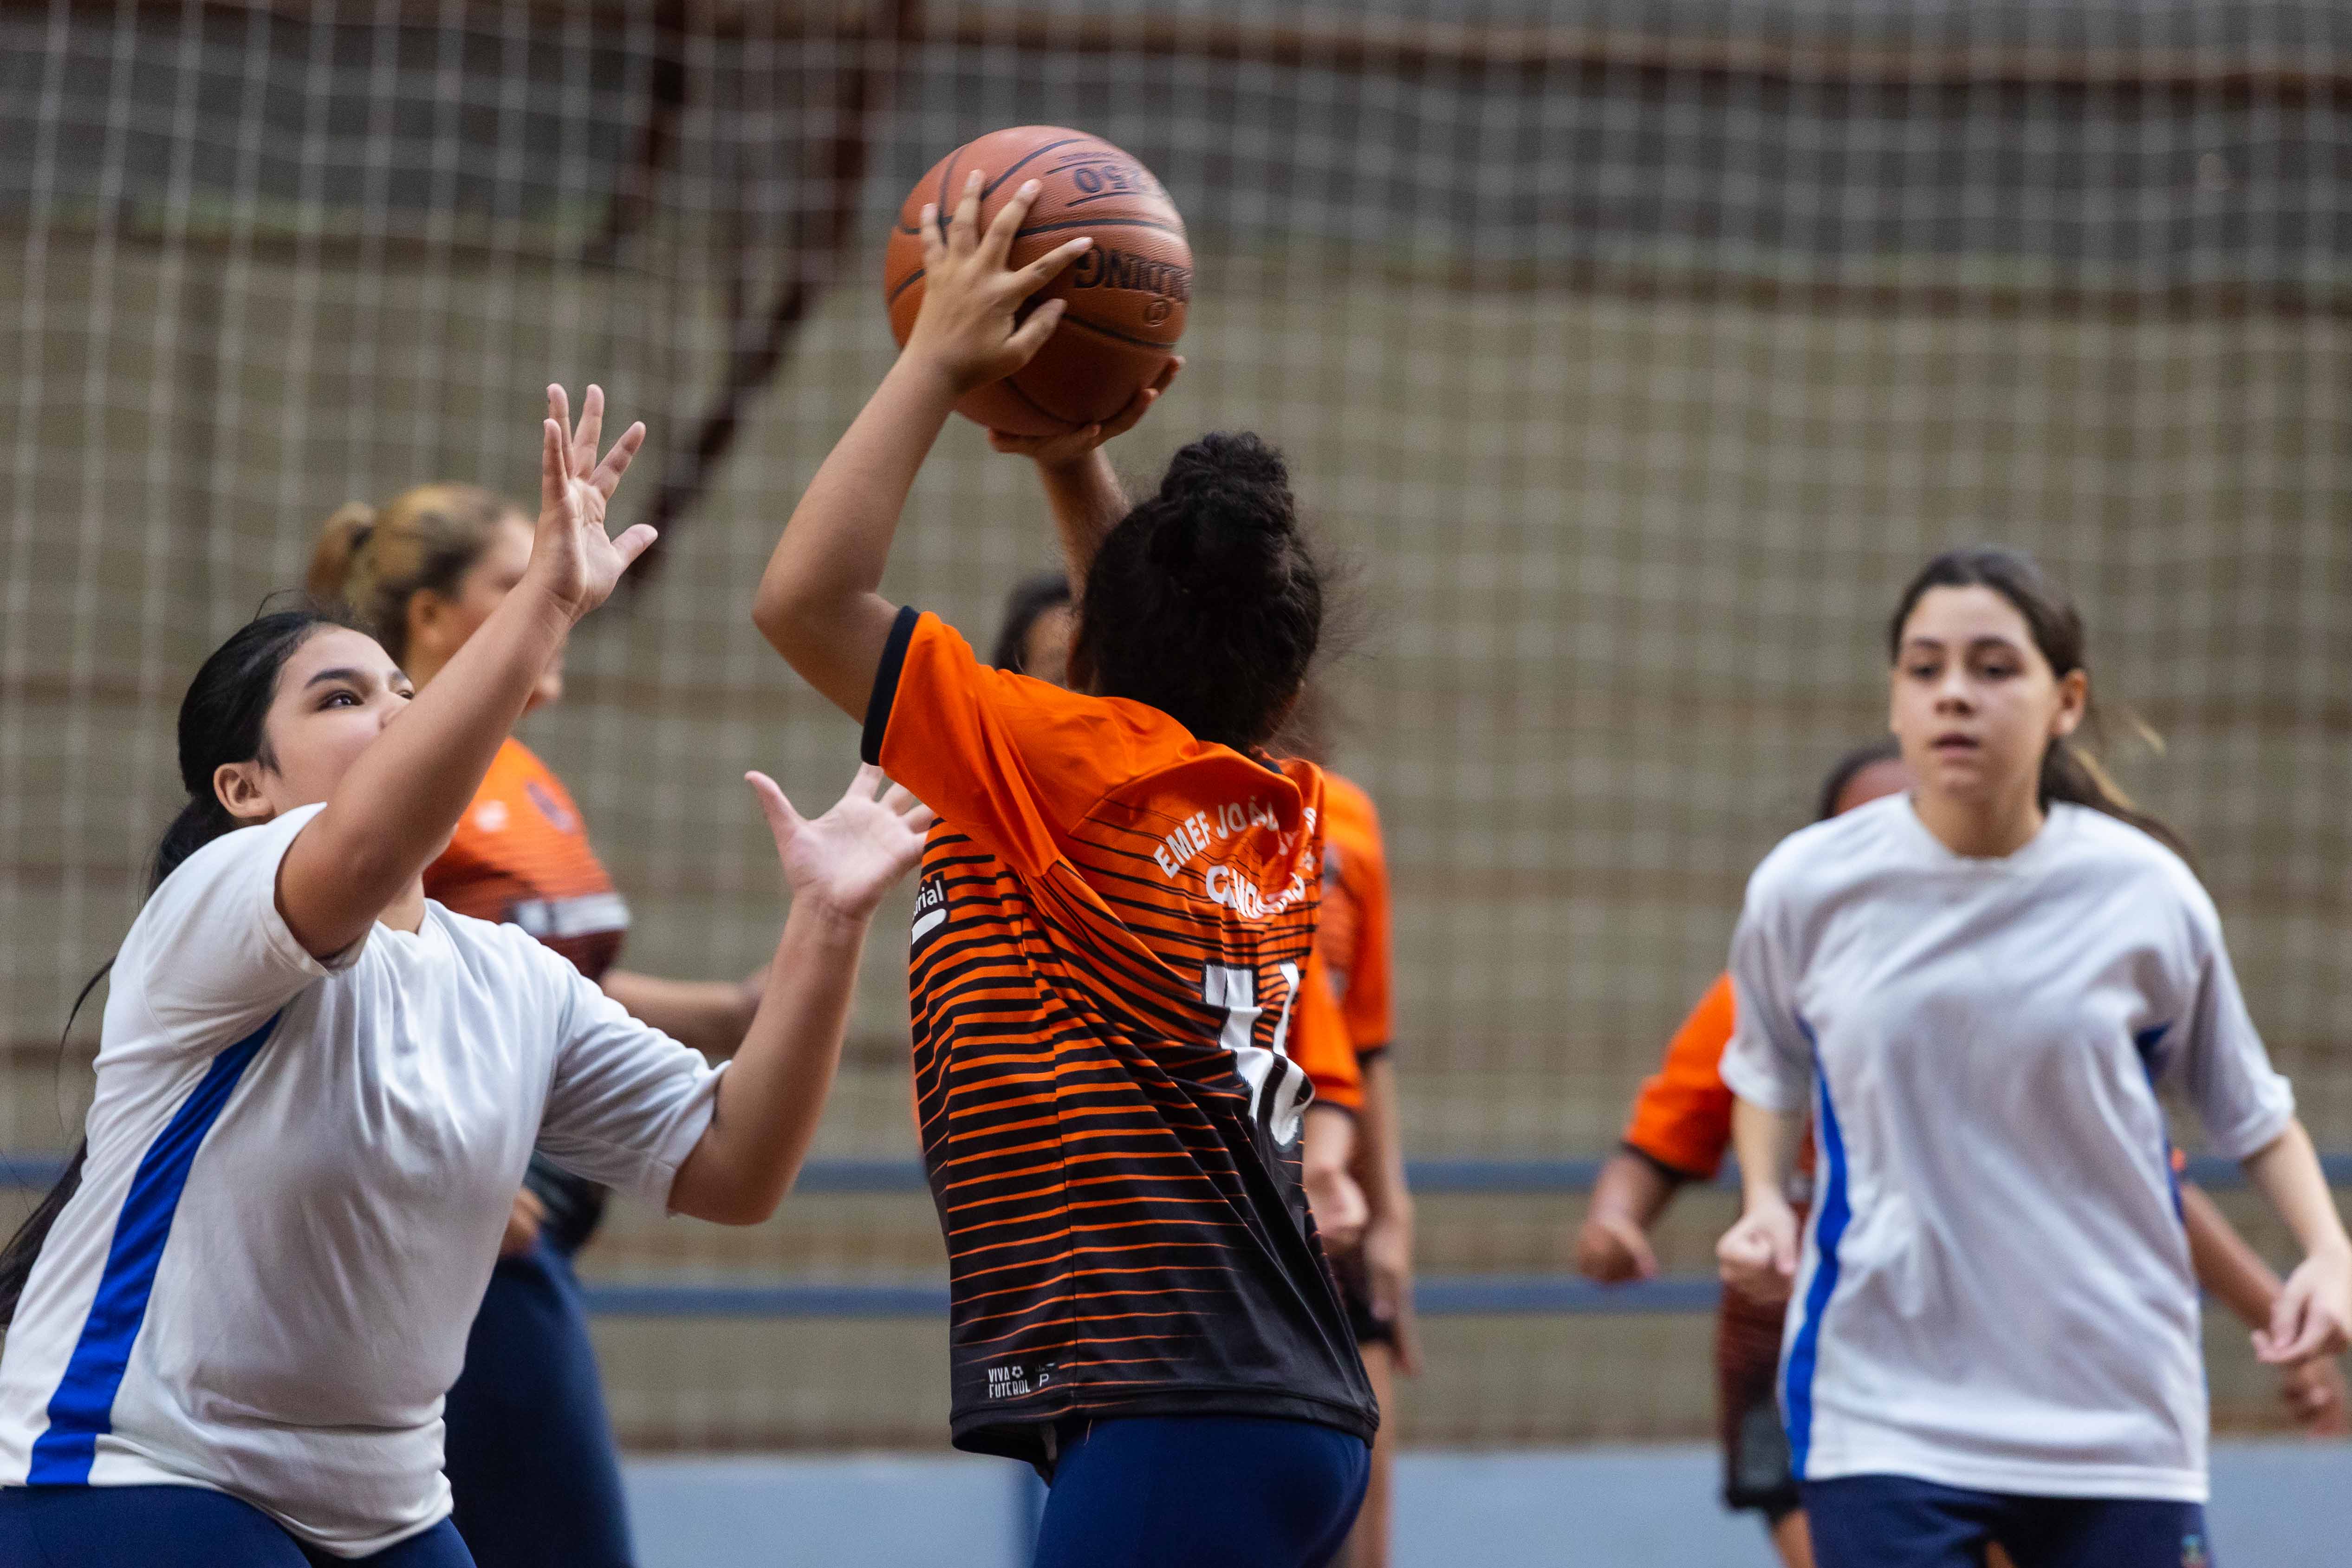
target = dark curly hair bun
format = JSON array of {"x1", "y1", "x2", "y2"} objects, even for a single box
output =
[
  {"x1": 1076, "y1": 431, "x2": 1323, "y2": 748},
  {"x1": 1144, "y1": 433, "x2": 1296, "y2": 594}
]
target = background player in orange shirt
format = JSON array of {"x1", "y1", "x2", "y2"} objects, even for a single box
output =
[
  {"x1": 1268, "y1": 699, "x2": 1415, "y2": 1568},
  {"x1": 1577, "y1": 742, "x2": 2349, "y2": 1568},
  {"x1": 755, "y1": 173, "x2": 1376, "y2": 1568},
  {"x1": 308, "y1": 436, "x2": 774, "y2": 1568}
]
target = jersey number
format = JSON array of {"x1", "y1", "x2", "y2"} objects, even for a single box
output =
[{"x1": 1202, "y1": 962, "x2": 1311, "y2": 1145}]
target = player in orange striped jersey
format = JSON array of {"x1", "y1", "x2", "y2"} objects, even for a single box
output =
[
  {"x1": 757, "y1": 174, "x2": 1375, "y2": 1568},
  {"x1": 310, "y1": 467, "x2": 768, "y2": 1568},
  {"x1": 1579, "y1": 743, "x2": 2346, "y2": 1568}
]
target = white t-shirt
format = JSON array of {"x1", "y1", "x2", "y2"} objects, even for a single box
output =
[
  {"x1": 0, "y1": 804, "x2": 724, "y2": 1555},
  {"x1": 1721, "y1": 795, "x2": 2294, "y2": 1503}
]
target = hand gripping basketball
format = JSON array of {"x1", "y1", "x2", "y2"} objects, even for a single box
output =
[{"x1": 904, "y1": 173, "x2": 1093, "y2": 399}]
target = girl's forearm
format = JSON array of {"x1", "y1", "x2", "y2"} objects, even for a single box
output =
[
  {"x1": 1035, "y1": 451, "x2": 1130, "y2": 586},
  {"x1": 279, "y1": 583, "x2": 572, "y2": 956},
  {"x1": 753, "y1": 354, "x2": 962, "y2": 714},
  {"x1": 2244, "y1": 1119, "x2": 2352, "y2": 1262},
  {"x1": 1732, "y1": 1095, "x2": 1803, "y2": 1214},
  {"x1": 1353, "y1": 1056, "x2": 1413, "y2": 1220},
  {"x1": 2179, "y1": 1181, "x2": 2283, "y2": 1329},
  {"x1": 667, "y1": 898, "x2": 870, "y2": 1225}
]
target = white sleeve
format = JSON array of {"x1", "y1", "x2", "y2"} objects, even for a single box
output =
[
  {"x1": 123, "y1": 804, "x2": 362, "y2": 1043},
  {"x1": 2170, "y1": 899, "x2": 2294, "y2": 1161},
  {"x1": 534, "y1": 959, "x2": 726, "y2": 1210},
  {"x1": 1719, "y1": 859, "x2": 1813, "y2": 1114}
]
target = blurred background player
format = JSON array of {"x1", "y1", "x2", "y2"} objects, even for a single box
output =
[
  {"x1": 308, "y1": 458, "x2": 771, "y2": 1568},
  {"x1": 989, "y1": 572, "x2": 1077, "y2": 686},
  {"x1": 754, "y1": 175, "x2": 1375, "y2": 1567},
  {"x1": 1272, "y1": 696, "x2": 1416, "y2": 1568},
  {"x1": 1716, "y1": 547, "x2": 2352, "y2": 1568},
  {"x1": 0, "y1": 389, "x2": 933, "y2": 1567},
  {"x1": 1580, "y1": 739, "x2": 2344, "y2": 1568}
]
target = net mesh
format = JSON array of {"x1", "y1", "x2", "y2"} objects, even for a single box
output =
[{"x1": 3, "y1": 0, "x2": 2347, "y2": 1450}]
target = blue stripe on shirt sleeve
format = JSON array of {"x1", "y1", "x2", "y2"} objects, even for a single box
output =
[
  {"x1": 27, "y1": 1013, "x2": 279, "y2": 1484},
  {"x1": 1781, "y1": 1015, "x2": 1849, "y2": 1482}
]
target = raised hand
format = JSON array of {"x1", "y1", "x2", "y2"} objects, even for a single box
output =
[
  {"x1": 988, "y1": 357, "x2": 1184, "y2": 464},
  {"x1": 532, "y1": 384, "x2": 653, "y2": 620},
  {"x1": 906, "y1": 172, "x2": 1093, "y2": 396},
  {"x1": 747, "y1": 763, "x2": 936, "y2": 922}
]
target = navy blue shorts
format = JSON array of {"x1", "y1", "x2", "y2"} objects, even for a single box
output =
[
  {"x1": 0, "y1": 1484, "x2": 474, "y2": 1567},
  {"x1": 1803, "y1": 1474, "x2": 2214, "y2": 1568},
  {"x1": 442, "y1": 1235, "x2": 634, "y2": 1568},
  {"x1": 1033, "y1": 1414, "x2": 1371, "y2": 1568}
]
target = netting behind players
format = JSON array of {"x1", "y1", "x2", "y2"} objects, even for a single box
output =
[{"x1": 4, "y1": 1, "x2": 2347, "y2": 1448}]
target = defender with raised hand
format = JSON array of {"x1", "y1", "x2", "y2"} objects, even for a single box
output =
[{"x1": 0, "y1": 391, "x2": 931, "y2": 1568}]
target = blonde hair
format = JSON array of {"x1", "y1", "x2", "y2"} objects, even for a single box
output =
[{"x1": 305, "y1": 483, "x2": 518, "y2": 663}]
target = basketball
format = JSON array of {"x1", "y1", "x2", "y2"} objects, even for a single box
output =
[{"x1": 884, "y1": 126, "x2": 1191, "y2": 437}]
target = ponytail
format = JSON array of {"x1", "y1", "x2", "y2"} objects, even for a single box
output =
[
  {"x1": 0, "y1": 604, "x2": 351, "y2": 1324},
  {"x1": 306, "y1": 485, "x2": 513, "y2": 664},
  {"x1": 2041, "y1": 736, "x2": 2193, "y2": 863}
]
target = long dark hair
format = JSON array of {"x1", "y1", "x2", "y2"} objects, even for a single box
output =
[
  {"x1": 988, "y1": 571, "x2": 1072, "y2": 674},
  {"x1": 1071, "y1": 432, "x2": 1324, "y2": 750},
  {"x1": 0, "y1": 606, "x2": 350, "y2": 1324},
  {"x1": 1888, "y1": 547, "x2": 2187, "y2": 856}
]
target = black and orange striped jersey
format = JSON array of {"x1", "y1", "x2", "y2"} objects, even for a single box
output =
[{"x1": 866, "y1": 607, "x2": 1378, "y2": 1465}]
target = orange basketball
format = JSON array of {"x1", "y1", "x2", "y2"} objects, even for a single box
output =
[{"x1": 884, "y1": 127, "x2": 1191, "y2": 437}]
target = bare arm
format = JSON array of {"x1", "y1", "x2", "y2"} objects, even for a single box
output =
[
  {"x1": 2241, "y1": 1119, "x2": 2352, "y2": 1365},
  {"x1": 1353, "y1": 1054, "x2": 1420, "y2": 1373},
  {"x1": 667, "y1": 766, "x2": 933, "y2": 1225},
  {"x1": 2182, "y1": 1175, "x2": 2351, "y2": 1435},
  {"x1": 1301, "y1": 1104, "x2": 1368, "y2": 1254},
  {"x1": 279, "y1": 388, "x2": 648, "y2": 958},
  {"x1": 1716, "y1": 1095, "x2": 1806, "y2": 1304},
  {"x1": 2181, "y1": 1180, "x2": 2283, "y2": 1329},
  {"x1": 752, "y1": 173, "x2": 1089, "y2": 719},
  {"x1": 985, "y1": 358, "x2": 1180, "y2": 587},
  {"x1": 601, "y1": 969, "x2": 763, "y2": 1061},
  {"x1": 1576, "y1": 1149, "x2": 1683, "y2": 1284}
]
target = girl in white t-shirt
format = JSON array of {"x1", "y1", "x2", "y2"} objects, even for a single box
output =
[
  {"x1": 1715, "y1": 546, "x2": 2352, "y2": 1568},
  {"x1": 0, "y1": 389, "x2": 932, "y2": 1567}
]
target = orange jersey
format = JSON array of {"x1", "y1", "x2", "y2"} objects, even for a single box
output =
[
  {"x1": 425, "y1": 738, "x2": 628, "y2": 982},
  {"x1": 1288, "y1": 949, "x2": 1362, "y2": 1112},
  {"x1": 870, "y1": 608, "x2": 1377, "y2": 1464},
  {"x1": 1624, "y1": 972, "x2": 1814, "y2": 1188},
  {"x1": 1314, "y1": 774, "x2": 1395, "y2": 1060},
  {"x1": 1623, "y1": 972, "x2": 1739, "y2": 1180}
]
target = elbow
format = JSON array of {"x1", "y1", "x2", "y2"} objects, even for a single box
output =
[
  {"x1": 751, "y1": 577, "x2": 830, "y2": 672},
  {"x1": 676, "y1": 1169, "x2": 793, "y2": 1228}
]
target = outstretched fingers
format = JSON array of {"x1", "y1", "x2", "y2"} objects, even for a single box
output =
[
  {"x1": 590, "y1": 420, "x2": 648, "y2": 500},
  {"x1": 571, "y1": 384, "x2": 605, "y2": 475},
  {"x1": 746, "y1": 771, "x2": 806, "y2": 845},
  {"x1": 981, "y1": 179, "x2": 1041, "y2": 268},
  {"x1": 540, "y1": 417, "x2": 567, "y2": 516},
  {"x1": 948, "y1": 169, "x2": 984, "y2": 255},
  {"x1": 1004, "y1": 298, "x2": 1068, "y2": 362}
]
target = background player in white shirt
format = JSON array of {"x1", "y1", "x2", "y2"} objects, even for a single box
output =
[
  {"x1": 0, "y1": 388, "x2": 933, "y2": 1566},
  {"x1": 1715, "y1": 546, "x2": 2352, "y2": 1568}
]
